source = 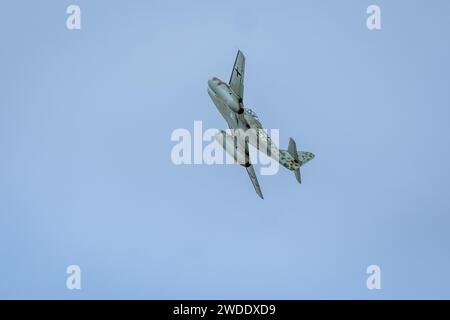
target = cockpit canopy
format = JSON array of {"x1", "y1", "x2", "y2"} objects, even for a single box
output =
[
  {"x1": 244, "y1": 108, "x2": 263, "y2": 129},
  {"x1": 244, "y1": 108, "x2": 259, "y2": 120}
]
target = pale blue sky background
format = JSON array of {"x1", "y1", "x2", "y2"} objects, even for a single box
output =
[{"x1": 1, "y1": 0, "x2": 450, "y2": 299}]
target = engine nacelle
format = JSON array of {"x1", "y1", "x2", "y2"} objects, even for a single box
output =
[
  {"x1": 214, "y1": 131, "x2": 249, "y2": 166},
  {"x1": 209, "y1": 78, "x2": 243, "y2": 113},
  {"x1": 219, "y1": 89, "x2": 242, "y2": 113}
]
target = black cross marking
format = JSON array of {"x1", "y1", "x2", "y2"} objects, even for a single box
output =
[{"x1": 235, "y1": 67, "x2": 242, "y2": 77}]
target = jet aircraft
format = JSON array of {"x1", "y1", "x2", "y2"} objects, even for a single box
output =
[{"x1": 207, "y1": 50, "x2": 314, "y2": 198}]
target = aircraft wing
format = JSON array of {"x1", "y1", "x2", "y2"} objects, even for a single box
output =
[
  {"x1": 229, "y1": 50, "x2": 245, "y2": 100},
  {"x1": 245, "y1": 164, "x2": 264, "y2": 199}
]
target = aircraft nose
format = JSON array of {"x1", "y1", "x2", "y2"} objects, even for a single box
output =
[{"x1": 208, "y1": 78, "x2": 215, "y2": 90}]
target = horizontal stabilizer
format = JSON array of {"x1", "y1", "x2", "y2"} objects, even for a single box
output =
[{"x1": 297, "y1": 151, "x2": 315, "y2": 166}]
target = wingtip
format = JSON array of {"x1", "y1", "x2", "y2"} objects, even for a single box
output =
[{"x1": 256, "y1": 187, "x2": 264, "y2": 199}]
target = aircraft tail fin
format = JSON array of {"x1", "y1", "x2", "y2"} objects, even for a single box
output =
[{"x1": 279, "y1": 138, "x2": 315, "y2": 184}]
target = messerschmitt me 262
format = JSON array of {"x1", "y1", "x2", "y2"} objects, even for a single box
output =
[{"x1": 207, "y1": 50, "x2": 315, "y2": 199}]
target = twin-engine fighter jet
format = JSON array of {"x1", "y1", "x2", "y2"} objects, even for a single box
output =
[{"x1": 207, "y1": 50, "x2": 314, "y2": 199}]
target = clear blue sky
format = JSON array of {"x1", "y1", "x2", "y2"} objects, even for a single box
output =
[{"x1": 1, "y1": 0, "x2": 450, "y2": 299}]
